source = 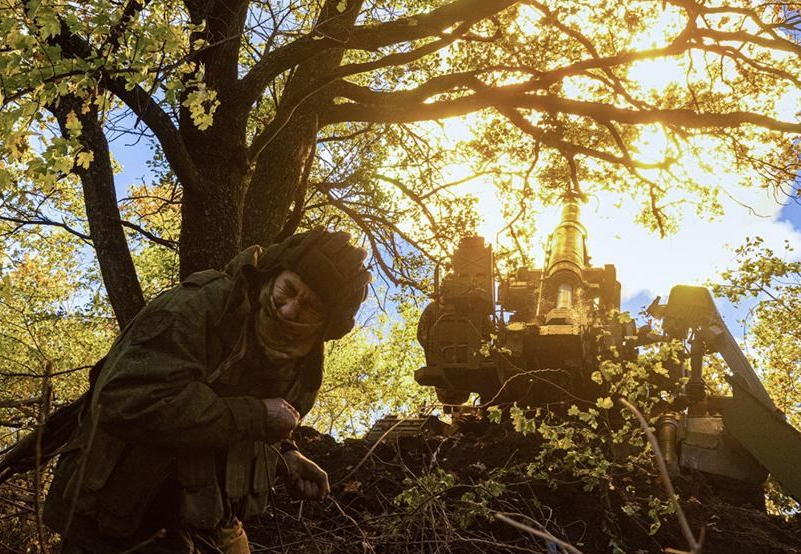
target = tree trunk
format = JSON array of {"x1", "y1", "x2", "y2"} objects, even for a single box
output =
[
  {"x1": 241, "y1": 114, "x2": 318, "y2": 247},
  {"x1": 172, "y1": 0, "x2": 253, "y2": 277},
  {"x1": 52, "y1": 99, "x2": 145, "y2": 328},
  {"x1": 177, "y1": 94, "x2": 249, "y2": 277},
  {"x1": 177, "y1": 97, "x2": 250, "y2": 277},
  {"x1": 178, "y1": 178, "x2": 244, "y2": 278},
  {"x1": 242, "y1": 0, "x2": 365, "y2": 247}
]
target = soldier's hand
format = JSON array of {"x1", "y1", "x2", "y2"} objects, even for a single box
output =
[
  {"x1": 261, "y1": 398, "x2": 299, "y2": 441},
  {"x1": 280, "y1": 450, "x2": 330, "y2": 501}
]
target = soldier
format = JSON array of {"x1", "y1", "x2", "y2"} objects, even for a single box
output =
[{"x1": 43, "y1": 228, "x2": 371, "y2": 554}]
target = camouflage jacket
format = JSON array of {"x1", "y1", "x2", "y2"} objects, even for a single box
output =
[{"x1": 43, "y1": 249, "x2": 324, "y2": 551}]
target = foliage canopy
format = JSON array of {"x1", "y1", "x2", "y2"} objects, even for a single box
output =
[{"x1": 1, "y1": 0, "x2": 800, "y2": 318}]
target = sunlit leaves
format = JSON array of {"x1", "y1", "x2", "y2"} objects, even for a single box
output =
[
  {"x1": 75, "y1": 150, "x2": 93, "y2": 169},
  {"x1": 709, "y1": 236, "x2": 800, "y2": 512},
  {"x1": 0, "y1": 229, "x2": 116, "y2": 442},
  {"x1": 181, "y1": 83, "x2": 220, "y2": 131},
  {"x1": 712, "y1": 237, "x2": 801, "y2": 427}
]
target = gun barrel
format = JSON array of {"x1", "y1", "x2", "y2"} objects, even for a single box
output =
[{"x1": 546, "y1": 199, "x2": 588, "y2": 280}]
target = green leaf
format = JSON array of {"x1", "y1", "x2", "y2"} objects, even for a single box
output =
[
  {"x1": 0, "y1": 168, "x2": 11, "y2": 190},
  {"x1": 65, "y1": 111, "x2": 82, "y2": 138},
  {"x1": 36, "y1": 8, "x2": 61, "y2": 40},
  {"x1": 64, "y1": 13, "x2": 79, "y2": 30},
  {"x1": 76, "y1": 151, "x2": 94, "y2": 169}
]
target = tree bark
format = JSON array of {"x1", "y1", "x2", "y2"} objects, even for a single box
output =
[
  {"x1": 241, "y1": 113, "x2": 318, "y2": 247},
  {"x1": 178, "y1": 179, "x2": 244, "y2": 278},
  {"x1": 52, "y1": 98, "x2": 145, "y2": 328}
]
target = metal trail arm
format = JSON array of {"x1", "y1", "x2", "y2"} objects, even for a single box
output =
[
  {"x1": 664, "y1": 285, "x2": 801, "y2": 501},
  {"x1": 663, "y1": 285, "x2": 775, "y2": 410}
]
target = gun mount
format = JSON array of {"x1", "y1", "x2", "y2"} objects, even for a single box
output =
[{"x1": 412, "y1": 198, "x2": 801, "y2": 502}]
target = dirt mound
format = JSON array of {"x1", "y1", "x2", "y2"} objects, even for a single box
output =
[{"x1": 249, "y1": 422, "x2": 801, "y2": 554}]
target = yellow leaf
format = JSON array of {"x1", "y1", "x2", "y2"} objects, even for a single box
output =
[
  {"x1": 76, "y1": 151, "x2": 94, "y2": 170},
  {"x1": 0, "y1": 275, "x2": 11, "y2": 302},
  {"x1": 336, "y1": 0, "x2": 347, "y2": 12},
  {"x1": 65, "y1": 111, "x2": 82, "y2": 137},
  {"x1": 597, "y1": 397, "x2": 614, "y2": 410}
]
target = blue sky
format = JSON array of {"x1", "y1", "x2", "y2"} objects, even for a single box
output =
[{"x1": 619, "y1": 200, "x2": 800, "y2": 338}]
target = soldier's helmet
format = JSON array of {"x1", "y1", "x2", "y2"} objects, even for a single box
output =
[{"x1": 239, "y1": 227, "x2": 371, "y2": 340}]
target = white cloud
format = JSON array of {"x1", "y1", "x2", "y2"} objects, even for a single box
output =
[{"x1": 582, "y1": 190, "x2": 801, "y2": 301}]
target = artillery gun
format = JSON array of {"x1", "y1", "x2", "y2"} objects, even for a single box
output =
[
  {"x1": 404, "y1": 198, "x2": 801, "y2": 502},
  {"x1": 416, "y1": 198, "x2": 633, "y2": 408}
]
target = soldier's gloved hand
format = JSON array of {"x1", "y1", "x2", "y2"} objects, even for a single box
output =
[
  {"x1": 261, "y1": 398, "x2": 299, "y2": 441},
  {"x1": 279, "y1": 450, "x2": 330, "y2": 501}
]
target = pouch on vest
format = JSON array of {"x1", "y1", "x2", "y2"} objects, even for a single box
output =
[
  {"x1": 178, "y1": 453, "x2": 225, "y2": 530},
  {"x1": 238, "y1": 442, "x2": 274, "y2": 520},
  {"x1": 96, "y1": 444, "x2": 174, "y2": 538},
  {"x1": 61, "y1": 428, "x2": 125, "y2": 518},
  {"x1": 252, "y1": 442, "x2": 273, "y2": 496},
  {"x1": 225, "y1": 440, "x2": 254, "y2": 500}
]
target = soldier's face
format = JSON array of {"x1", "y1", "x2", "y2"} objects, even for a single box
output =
[
  {"x1": 270, "y1": 270, "x2": 326, "y2": 324},
  {"x1": 255, "y1": 271, "x2": 326, "y2": 359},
  {"x1": 258, "y1": 270, "x2": 326, "y2": 327}
]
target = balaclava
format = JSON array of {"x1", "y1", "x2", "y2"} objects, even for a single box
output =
[
  {"x1": 254, "y1": 271, "x2": 326, "y2": 362},
  {"x1": 217, "y1": 228, "x2": 370, "y2": 384},
  {"x1": 242, "y1": 226, "x2": 371, "y2": 340}
]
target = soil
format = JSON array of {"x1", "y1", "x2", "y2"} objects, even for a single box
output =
[{"x1": 248, "y1": 420, "x2": 801, "y2": 554}]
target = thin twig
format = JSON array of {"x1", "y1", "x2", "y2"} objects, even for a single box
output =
[
  {"x1": 494, "y1": 513, "x2": 586, "y2": 554},
  {"x1": 329, "y1": 497, "x2": 374, "y2": 553},
  {"x1": 617, "y1": 397, "x2": 703, "y2": 554},
  {"x1": 333, "y1": 407, "x2": 435, "y2": 487},
  {"x1": 33, "y1": 360, "x2": 52, "y2": 554}
]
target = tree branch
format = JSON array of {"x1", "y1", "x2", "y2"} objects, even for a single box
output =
[
  {"x1": 323, "y1": 86, "x2": 801, "y2": 134},
  {"x1": 237, "y1": 0, "x2": 517, "y2": 109},
  {"x1": 118, "y1": 219, "x2": 178, "y2": 250},
  {"x1": 0, "y1": 214, "x2": 91, "y2": 243},
  {"x1": 101, "y1": 76, "x2": 204, "y2": 193},
  {"x1": 246, "y1": 8, "x2": 491, "y2": 163},
  {"x1": 42, "y1": 8, "x2": 204, "y2": 194}
]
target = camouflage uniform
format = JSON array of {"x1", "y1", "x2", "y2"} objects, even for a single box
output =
[{"x1": 44, "y1": 230, "x2": 369, "y2": 554}]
